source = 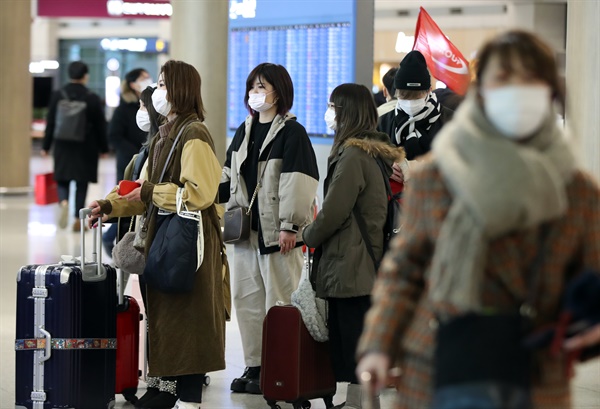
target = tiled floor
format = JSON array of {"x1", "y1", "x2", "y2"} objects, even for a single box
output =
[{"x1": 0, "y1": 153, "x2": 599, "y2": 408}]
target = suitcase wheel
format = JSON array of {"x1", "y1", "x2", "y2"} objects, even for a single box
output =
[
  {"x1": 266, "y1": 401, "x2": 281, "y2": 409},
  {"x1": 292, "y1": 401, "x2": 311, "y2": 409},
  {"x1": 203, "y1": 375, "x2": 211, "y2": 386}
]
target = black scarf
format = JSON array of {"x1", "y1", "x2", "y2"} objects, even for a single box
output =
[{"x1": 393, "y1": 92, "x2": 442, "y2": 146}]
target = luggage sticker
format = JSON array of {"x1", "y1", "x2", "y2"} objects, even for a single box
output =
[{"x1": 15, "y1": 338, "x2": 117, "y2": 350}]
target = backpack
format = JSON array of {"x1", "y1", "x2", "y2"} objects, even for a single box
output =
[
  {"x1": 353, "y1": 158, "x2": 402, "y2": 269},
  {"x1": 53, "y1": 89, "x2": 87, "y2": 143}
]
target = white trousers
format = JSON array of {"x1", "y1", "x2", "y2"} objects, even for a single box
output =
[{"x1": 232, "y1": 230, "x2": 303, "y2": 367}]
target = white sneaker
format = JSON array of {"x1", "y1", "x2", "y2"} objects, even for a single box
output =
[{"x1": 172, "y1": 399, "x2": 200, "y2": 409}]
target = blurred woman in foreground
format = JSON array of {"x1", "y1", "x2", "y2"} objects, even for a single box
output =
[{"x1": 356, "y1": 30, "x2": 600, "y2": 409}]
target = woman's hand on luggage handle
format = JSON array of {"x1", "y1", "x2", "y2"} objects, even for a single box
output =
[
  {"x1": 87, "y1": 201, "x2": 109, "y2": 228},
  {"x1": 279, "y1": 231, "x2": 297, "y2": 255},
  {"x1": 119, "y1": 179, "x2": 145, "y2": 202},
  {"x1": 356, "y1": 352, "x2": 392, "y2": 395}
]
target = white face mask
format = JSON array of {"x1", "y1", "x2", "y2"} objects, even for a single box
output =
[
  {"x1": 482, "y1": 85, "x2": 551, "y2": 140},
  {"x1": 396, "y1": 97, "x2": 427, "y2": 117},
  {"x1": 248, "y1": 91, "x2": 275, "y2": 112},
  {"x1": 136, "y1": 110, "x2": 151, "y2": 132},
  {"x1": 152, "y1": 89, "x2": 172, "y2": 117},
  {"x1": 324, "y1": 107, "x2": 337, "y2": 131},
  {"x1": 136, "y1": 78, "x2": 153, "y2": 93}
]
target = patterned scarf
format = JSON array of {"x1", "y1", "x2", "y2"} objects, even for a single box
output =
[
  {"x1": 394, "y1": 92, "x2": 442, "y2": 146},
  {"x1": 429, "y1": 92, "x2": 577, "y2": 312}
]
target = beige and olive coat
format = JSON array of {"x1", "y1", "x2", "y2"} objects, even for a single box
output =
[{"x1": 98, "y1": 113, "x2": 229, "y2": 377}]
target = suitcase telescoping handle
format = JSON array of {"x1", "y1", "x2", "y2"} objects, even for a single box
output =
[
  {"x1": 117, "y1": 268, "x2": 125, "y2": 306},
  {"x1": 79, "y1": 208, "x2": 102, "y2": 276}
]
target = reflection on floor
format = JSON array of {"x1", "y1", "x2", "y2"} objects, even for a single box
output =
[{"x1": 0, "y1": 154, "x2": 598, "y2": 408}]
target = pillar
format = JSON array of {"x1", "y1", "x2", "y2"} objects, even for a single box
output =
[
  {"x1": 0, "y1": 0, "x2": 32, "y2": 192},
  {"x1": 170, "y1": 0, "x2": 229, "y2": 163},
  {"x1": 510, "y1": 2, "x2": 567, "y2": 75},
  {"x1": 565, "y1": 0, "x2": 600, "y2": 179}
]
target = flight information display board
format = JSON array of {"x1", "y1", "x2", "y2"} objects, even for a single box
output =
[{"x1": 228, "y1": 0, "x2": 355, "y2": 136}]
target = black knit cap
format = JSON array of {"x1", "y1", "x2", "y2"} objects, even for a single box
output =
[{"x1": 394, "y1": 50, "x2": 431, "y2": 91}]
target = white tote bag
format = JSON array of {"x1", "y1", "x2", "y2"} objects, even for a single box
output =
[
  {"x1": 176, "y1": 187, "x2": 204, "y2": 270},
  {"x1": 291, "y1": 251, "x2": 328, "y2": 342}
]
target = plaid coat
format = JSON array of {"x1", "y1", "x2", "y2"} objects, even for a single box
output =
[{"x1": 357, "y1": 156, "x2": 600, "y2": 409}]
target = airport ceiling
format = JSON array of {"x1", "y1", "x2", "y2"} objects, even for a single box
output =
[
  {"x1": 374, "y1": 0, "x2": 567, "y2": 31},
  {"x1": 47, "y1": 0, "x2": 569, "y2": 33}
]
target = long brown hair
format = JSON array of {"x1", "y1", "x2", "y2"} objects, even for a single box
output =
[
  {"x1": 329, "y1": 83, "x2": 378, "y2": 157},
  {"x1": 475, "y1": 30, "x2": 564, "y2": 107},
  {"x1": 160, "y1": 60, "x2": 205, "y2": 121}
]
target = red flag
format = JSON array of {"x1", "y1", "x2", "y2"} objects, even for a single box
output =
[{"x1": 413, "y1": 7, "x2": 471, "y2": 95}]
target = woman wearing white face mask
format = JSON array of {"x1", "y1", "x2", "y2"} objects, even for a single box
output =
[
  {"x1": 103, "y1": 68, "x2": 153, "y2": 254},
  {"x1": 89, "y1": 60, "x2": 227, "y2": 409},
  {"x1": 219, "y1": 63, "x2": 319, "y2": 394},
  {"x1": 385, "y1": 50, "x2": 454, "y2": 161},
  {"x1": 111, "y1": 85, "x2": 180, "y2": 407},
  {"x1": 356, "y1": 30, "x2": 600, "y2": 409},
  {"x1": 377, "y1": 51, "x2": 455, "y2": 202},
  {"x1": 304, "y1": 83, "x2": 404, "y2": 409},
  {"x1": 108, "y1": 68, "x2": 153, "y2": 182}
]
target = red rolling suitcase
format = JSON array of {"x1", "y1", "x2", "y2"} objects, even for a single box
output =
[
  {"x1": 15, "y1": 209, "x2": 117, "y2": 409},
  {"x1": 116, "y1": 270, "x2": 142, "y2": 404},
  {"x1": 261, "y1": 305, "x2": 336, "y2": 409}
]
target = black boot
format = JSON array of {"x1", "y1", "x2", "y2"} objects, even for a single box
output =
[
  {"x1": 245, "y1": 376, "x2": 262, "y2": 394},
  {"x1": 230, "y1": 366, "x2": 260, "y2": 393},
  {"x1": 135, "y1": 387, "x2": 160, "y2": 408},
  {"x1": 138, "y1": 391, "x2": 178, "y2": 409}
]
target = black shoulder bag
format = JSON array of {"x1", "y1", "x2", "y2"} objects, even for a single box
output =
[
  {"x1": 431, "y1": 227, "x2": 550, "y2": 409},
  {"x1": 144, "y1": 121, "x2": 202, "y2": 294},
  {"x1": 223, "y1": 144, "x2": 274, "y2": 244}
]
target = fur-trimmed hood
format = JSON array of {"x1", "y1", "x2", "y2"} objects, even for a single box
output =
[{"x1": 344, "y1": 131, "x2": 405, "y2": 163}]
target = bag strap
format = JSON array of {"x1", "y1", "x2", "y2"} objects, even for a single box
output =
[
  {"x1": 520, "y1": 224, "x2": 551, "y2": 318},
  {"x1": 132, "y1": 146, "x2": 149, "y2": 181},
  {"x1": 158, "y1": 121, "x2": 197, "y2": 183},
  {"x1": 143, "y1": 120, "x2": 199, "y2": 230},
  {"x1": 353, "y1": 207, "x2": 377, "y2": 268},
  {"x1": 375, "y1": 158, "x2": 393, "y2": 198},
  {"x1": 300, "y1": 246, "x2": 311, "y2": 282},
  {"x1": 60, "y1": 88, "x2": 88, "y2": 102},
  {"x1": 245, "y1": 143, "x2": 275, "y2": 216},
  {"x1": 353, "y1": 157, "x2": 393, "y2": 269}
]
